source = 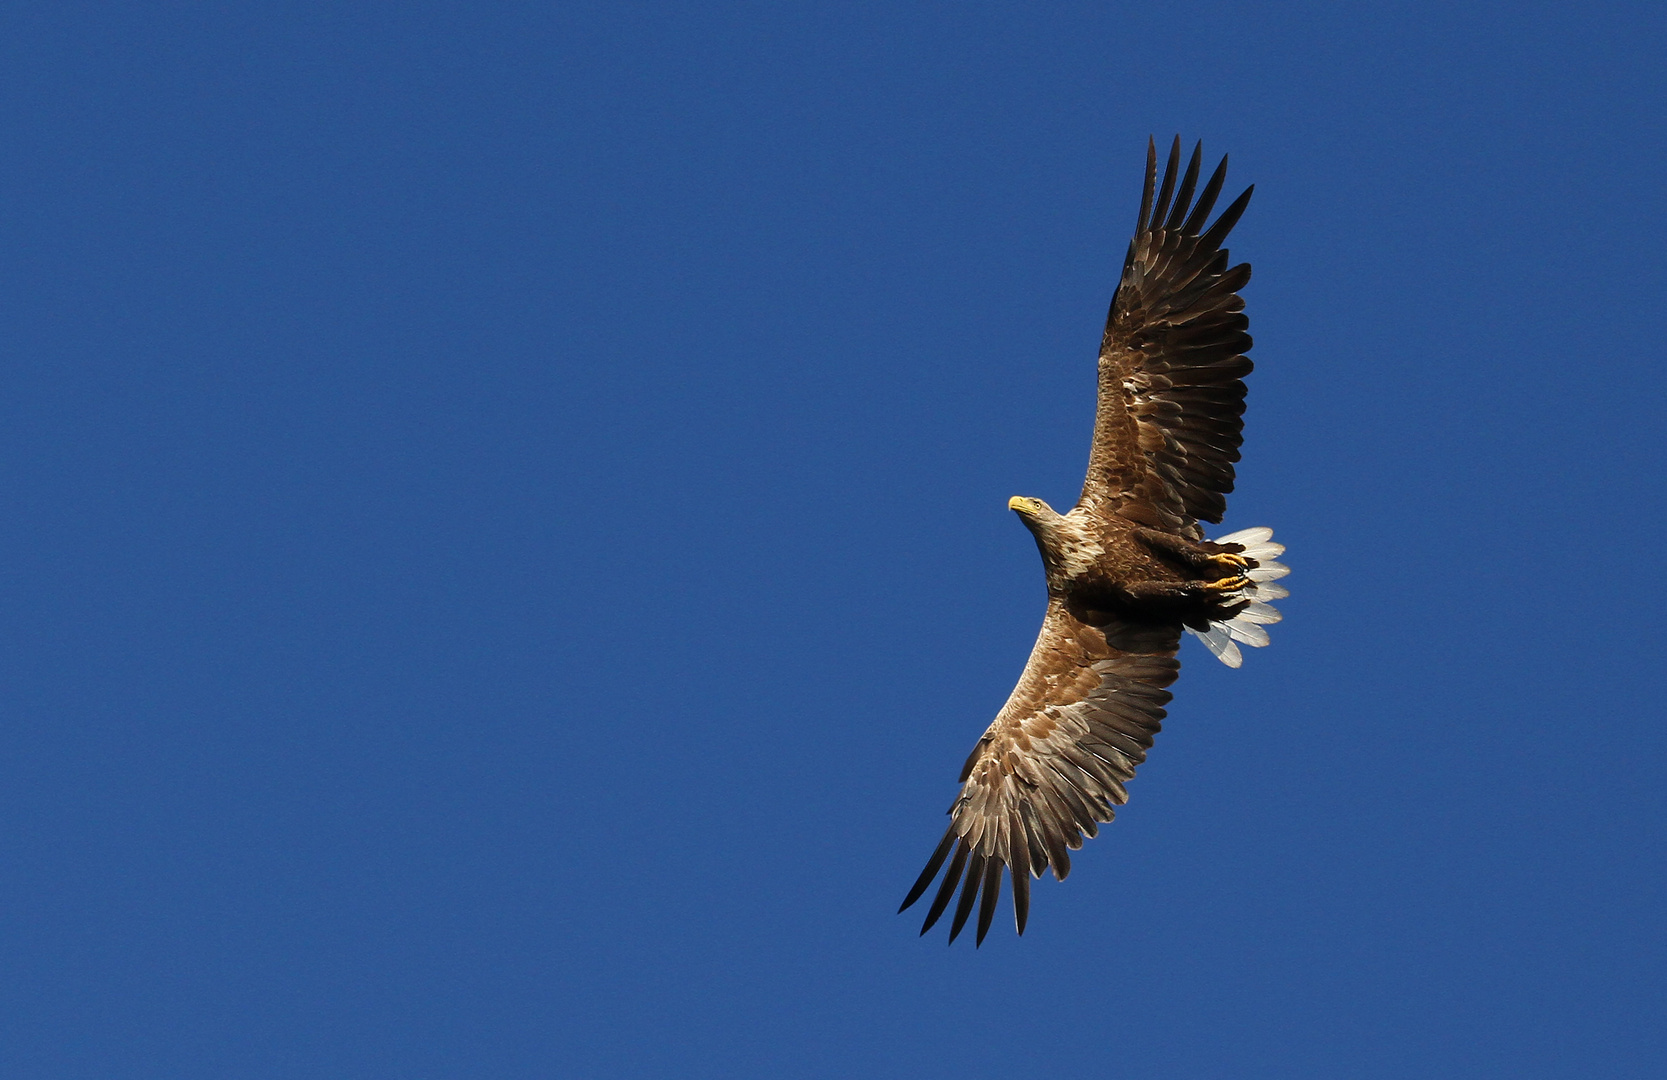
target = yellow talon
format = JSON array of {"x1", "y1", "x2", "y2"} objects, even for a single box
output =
[
  {"x1": 1203, "y1": 574, "x2": 1251, "y2": 592},
  {"x1": 1209, "y1": 552, "x2": 1252, "y2": 572}
]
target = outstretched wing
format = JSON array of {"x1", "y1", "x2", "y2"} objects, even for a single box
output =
[
  {"x1": 1081, "y1": 136, "x2": 1255, "y2": 537},
  {"x1": 899, "y1": 602, "x2": 1180, "y2": 945}
]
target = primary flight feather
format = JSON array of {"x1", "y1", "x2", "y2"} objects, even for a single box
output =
[{"x1": 899, "y1": 136, "x2": 1290, "y2": 946}]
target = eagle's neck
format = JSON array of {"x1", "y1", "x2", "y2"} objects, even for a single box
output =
[{"x1": 1029, "y1": 511, "x2": 1102, "y2": 594}]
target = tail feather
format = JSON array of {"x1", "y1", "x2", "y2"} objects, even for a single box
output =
[
  {"x1": 1226, "y1": 620, "x2": 1269, "y2": 647},
  {"x1": 1188, "y1": 526, "x2": 1289, "y2": 667},
  {"x1": 1214, "y1": 526, "x2": 1273, "y2": 546}
]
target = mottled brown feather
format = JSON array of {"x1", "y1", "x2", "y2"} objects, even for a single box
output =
[
  {"x1": 900, "y1": 600, "x2": 1179, "y2": 941},
  {"x1": 1083, "y1": 137, "x2": 1255, "y2": 536}
]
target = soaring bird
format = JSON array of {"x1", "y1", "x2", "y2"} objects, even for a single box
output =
[{"x1": 899, "y1": 137, "x2": 1289, "y2": 946}]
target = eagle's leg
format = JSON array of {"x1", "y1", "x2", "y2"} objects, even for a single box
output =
[
  {"x1": 1118, "y1": 575, "x2": 1252, "y2": 629},
  {"x1": 1124, "y1": 576, "x2": 1250, "y2": 603},
  {"x1": 1130, "y1": 527, "x2": 1255, "y2": 581}
]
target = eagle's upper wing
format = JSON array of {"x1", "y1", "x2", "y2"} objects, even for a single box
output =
[
  {"x1": 899, "y1": 601, "x2": 1180, "y2": 945},
  {"x1": 1081, "y1": 137, "x2": 1256, "y2": 538}
]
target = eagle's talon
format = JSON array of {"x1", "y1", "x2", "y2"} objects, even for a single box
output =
[
  {"x1": 1203, "y1": 574, "x2": 1251, "y2": 593},
  {"x1": 1208, "y1": 552, "x2": 1253, "y2": 573}
]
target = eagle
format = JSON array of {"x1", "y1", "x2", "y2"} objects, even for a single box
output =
[{"x1": 899, "y1": 137, "x2": 1290, "y2": 946}]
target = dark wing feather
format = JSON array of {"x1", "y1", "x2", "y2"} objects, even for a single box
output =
[
  {"x1": 900, "y1": 600, "x2": 1179, "y2": 943},
  {"x1": 1081, "y1": 135, "x2": 1255, "y2": 537}
]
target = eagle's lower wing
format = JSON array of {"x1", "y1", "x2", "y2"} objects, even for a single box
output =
[
  {"x1": 1081, "y1": 136, "x2": 1255, "y2": 537},
  {"x1": 899, "y1": 600, "x2": 1180, "y2": 945}
]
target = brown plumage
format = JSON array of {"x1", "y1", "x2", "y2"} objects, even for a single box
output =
[{"x1": 899, "y1": 137, "x2": 1291, "y2": 946}]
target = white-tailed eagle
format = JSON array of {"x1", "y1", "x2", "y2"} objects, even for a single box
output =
[{"x1": 900, "y1": 137, "x2": 1290, "y2": 946}]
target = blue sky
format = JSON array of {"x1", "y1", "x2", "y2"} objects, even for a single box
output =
[{"x1": 1, "y1": 2, "x2": 1663, "y2": 1077}]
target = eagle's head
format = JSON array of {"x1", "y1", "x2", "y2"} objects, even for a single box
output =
[
  {"x1": 1006, "y1": 493, "x2": 1060, "y2": 523},
  {"x1": 1008, "y1": 495, "x2": 1064, "y2": 540}
]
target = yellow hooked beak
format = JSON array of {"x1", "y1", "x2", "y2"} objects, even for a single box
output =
[{"x1": 1008, "y1": 496, "x2": 1035, "y2": 514}]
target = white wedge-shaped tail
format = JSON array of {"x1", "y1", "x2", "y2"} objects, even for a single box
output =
[{"x1": 1187, "y1": 526, "x2": 1290, "y2": 668}]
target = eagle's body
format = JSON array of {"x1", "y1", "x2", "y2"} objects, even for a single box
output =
[{"x1": 900, "y1": 137, "x2": 1290, "y2": 946}]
